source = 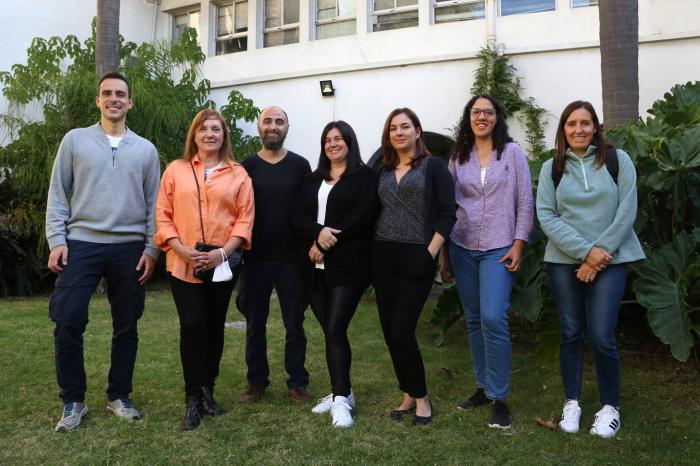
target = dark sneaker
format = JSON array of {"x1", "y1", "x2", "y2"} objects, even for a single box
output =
[
  {"x1": 200, "y1": 386, "x2": 225, "y2": 416},
  {"x1": 457, "y1": 388, "x2": 491, "y2": 410},
  {"x1": 488, "y1": 400, "x2": 512, "y2": 429},
  {"x1": 289, "y1": 386, "x2": 309, "y2": 404},
  {"x1": 55, "y1": 402, "x2": 88, "y2": 432},
  {"x1": 106, "y1": 398, "x2": 141, "y2": 420},
  {"x1": 239, "y1": 384, "x2": 266, "y2": 403}
]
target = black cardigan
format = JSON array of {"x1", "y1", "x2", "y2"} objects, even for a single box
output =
[
  {"x1": 292, "y1": 166, "x2": 379, "y2": 289},
  {"x1": 377, "y1": 156, "x2": 457, "y2": 245}
]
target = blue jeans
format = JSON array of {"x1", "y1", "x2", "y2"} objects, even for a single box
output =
[
  {"x1": 546, "y1": 263, "x2": 627, "y2": 407},
  {"x1": 449, "y1": 243, "x2": 514, "y2": 401}
]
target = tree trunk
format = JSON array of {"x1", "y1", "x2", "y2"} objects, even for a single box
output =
[
  {"x1": 95, "y1": 0, "x2": 121, "y2": 76},
  {"x1": 599, "y1": 0, "x2": 639, "y2": 128}
]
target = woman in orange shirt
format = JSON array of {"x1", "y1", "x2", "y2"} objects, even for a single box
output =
[{"x1": 155, "y1": 109, "x2": 254, "y2": 430}]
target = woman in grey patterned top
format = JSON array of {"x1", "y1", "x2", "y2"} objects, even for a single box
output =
[{"x1": 371, "y1": 108, "x2": 456, "y2": 426}]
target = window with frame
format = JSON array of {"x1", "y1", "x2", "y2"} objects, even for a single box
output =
[
  {"x1": 316, "y1": 0, "x2": 356, "y2": 39},
  {"x1": 499, "y1": 0, "x2": 554, "y2": 16},
  {"x1": 216, "y1": 1, "x2": 248, "y2": 55},
  {"x1": 434, "y1": 0, "x2": 485, "y2": 24},
  {"x1": 372, "y1": 0, "x2": 419, "y2": 32},
  {"x1": 172, "y1": 9, "x2": 201, "y2": 43},
  {"x1": 264, "y1": 0, "x2": 300, "y2": 47},
  {"x1": 571, "y1": 0, "x2": 597, "y2": 7}
]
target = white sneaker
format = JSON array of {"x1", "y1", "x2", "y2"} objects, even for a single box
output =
[
  {"x1": 55, "y1": 402, "x2": 88, "y2": 432},
  {"x1": 559, "y1": 400, "x2": 582, "y2": 433},
  {"x1": 106, "y1": 398, "x2": 141, "y2": 420},
  {"x1": 590, "y1": 405, "x2": 620, "y2": 438},
  {"x1": 311, "y1": 389, "x2": 355, "y2": 414},
  {"x1": 331, "y1": 396, "x2": 354, "y2": 428}
]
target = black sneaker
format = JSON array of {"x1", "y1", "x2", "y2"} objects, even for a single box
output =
[
  {"x1": 457, "y1": 388, "x2": 490, "y2": 410},
  {"x1": 488, "y1": 400, "x2": 512, "y2": 429}
]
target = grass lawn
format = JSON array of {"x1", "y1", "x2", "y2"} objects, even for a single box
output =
[{"x1": 1, "y1": 288, "x2": 698, "y2": 465}]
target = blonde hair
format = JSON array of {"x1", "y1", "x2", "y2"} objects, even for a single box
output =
[{"x1": 182, "y1": 109, "x2": 234, "y2": 162}]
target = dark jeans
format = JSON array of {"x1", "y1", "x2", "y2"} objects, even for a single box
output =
[
  {"x1": 372, "y1": 240, "x2": 437, "y2": 399},
  {"x1": 169, "y1": 275, "x2": 236, "y2": 397},
  {"x1": 236, "y1": 260, "x2": 309, "y2": 388},
  {"x1": 49, "y1": 240, "x2": 145, "y2": 403},
  {"x1": 307, "y1": 270, "x2": 364, "y2": 398},
  {"x1": 546, "y1": 263, "x2": 628, "y2": 407}
]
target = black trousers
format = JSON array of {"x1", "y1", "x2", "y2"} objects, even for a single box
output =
[
  {"x1": 169, "y1": 275, "x2": 236, "y2": 397},
  {"x1": 371, "y1": 240, "x2": 437, "y2": 399},
  {"x1": 236, "y1": 260, "x2": 309, "y2": 388},
  {"x1": 307, "y1": 270, "x2": 364, "y2": 398},
  {"x1": 49, "y1": 240, "x2": 145, "y2": 403}
]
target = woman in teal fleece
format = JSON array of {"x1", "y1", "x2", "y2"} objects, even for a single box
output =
[{"x1": 536, "y1": 101, "x2": 644, "y2": 439}]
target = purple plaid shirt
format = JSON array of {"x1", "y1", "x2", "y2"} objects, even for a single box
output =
[{"x1": 448, "y1": 142, "x2": 533, "y2": 251}]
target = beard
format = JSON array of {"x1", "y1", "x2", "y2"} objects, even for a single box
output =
[{"x1": 261, "y1": 130, "x2": 287, "y2": 151}]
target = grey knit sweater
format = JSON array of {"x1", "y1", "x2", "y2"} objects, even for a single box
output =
[{"x1": 45, "y1": 123, "x2": 161, "y2": 258}]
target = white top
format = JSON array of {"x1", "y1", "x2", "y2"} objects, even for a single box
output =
[
  {"x1": 315, "y1": 181, "x2": 335, "y2": 270},
  {"x1": 106, "y1": 134, "x2": 123, "y2": 149},
  {"x1": 204, "y1": 162, "x2": 224, "y2": 181},
  {"x1": 480, "y1": 166, "x2": 488, "y2": 186}
]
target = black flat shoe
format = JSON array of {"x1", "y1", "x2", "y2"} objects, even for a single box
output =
[
  {"x1": 413, "y1": 400, "x2": 433, "y2": 426},
  {"x1": 389, "y1": 405, "x2": 415, "y2": 421},
  {"x1": 200, "y1": 386, "x2": 225, "y2": 416}
]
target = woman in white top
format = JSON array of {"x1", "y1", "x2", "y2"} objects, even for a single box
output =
[{"x1": 293, "y1": 121, "x2": 378, "y2": 428}]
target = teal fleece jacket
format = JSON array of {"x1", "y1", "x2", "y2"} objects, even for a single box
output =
[
  {"x1": 536, "y1": 146, "x2": 645, "y2": 265},
  {"x1": 45, "y1": 123, "x2": 161, "y2": 258}
]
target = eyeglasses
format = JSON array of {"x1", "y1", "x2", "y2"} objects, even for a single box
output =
[{"x1": 470, "y1": 108, "x2": 496, "y2": 117}]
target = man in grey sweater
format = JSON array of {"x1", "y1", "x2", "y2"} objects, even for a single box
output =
[{"x1": 46, "y1": 72, "x2": 160, "y2": 432}]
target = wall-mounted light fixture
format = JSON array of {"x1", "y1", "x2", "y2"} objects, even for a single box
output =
[{"x1": 320, "y1": 80, "x2": 335, "y2": 97}]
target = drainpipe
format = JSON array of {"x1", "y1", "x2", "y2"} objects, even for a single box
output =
[
  {"x1": 486, "y1": 0, "x2": 497, "y2": 50},
  {"x1": 151, "y1": 0, "x2": 159, "y2": 43}
]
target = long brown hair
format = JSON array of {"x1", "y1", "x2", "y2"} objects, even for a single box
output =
[
  {"x1": 554, "y1": 101, "x2": 607, "y2": 173},
  {"x1": 182, "y1": 108, "x2": 234, "y2": 163},
  {"x1": 381, "y1": 108, "x2": 430, "y2": 170}
]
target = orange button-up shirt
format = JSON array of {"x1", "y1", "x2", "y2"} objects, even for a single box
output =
[{"x1": 155, "y1": 156, "x2": 254, "y2": 283}]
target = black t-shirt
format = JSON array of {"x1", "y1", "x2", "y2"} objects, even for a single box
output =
[{"x1": 242, "y1": 151, "x2": 311, "y2": 262}]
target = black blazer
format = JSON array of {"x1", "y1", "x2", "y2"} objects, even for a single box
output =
[{"x1": 293, "y1": 166, "x2": 379, "y2": 289}]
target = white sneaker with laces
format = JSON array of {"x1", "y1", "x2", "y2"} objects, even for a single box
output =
[
  {"x1": 331, "y1": 396, "x2": 354, "y2": 428},
  {"x1": 590, "y1": 405, "x2": 620, "y2": 438},
  {"x1": 106, "y1": 398, "x2": 142, "y2": 420},
  {"x1": 55, "y1": 402, "x2": 88, "y2": 432},
  {"x1": 559, "y1": 399, "x2": 582, "y2": 433},
  {"x1": 311, "y1": 389, "x2": 355, "y2": 414}
]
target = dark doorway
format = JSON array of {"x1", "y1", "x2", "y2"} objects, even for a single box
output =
[{"x1": 367, "y1": 131, "x2": 455, "y2": 169}]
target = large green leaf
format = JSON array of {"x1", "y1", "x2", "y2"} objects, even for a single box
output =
[
  {"x1": 632, "y1": 232, "x2": 697, "y2": 361},
  {"x1": 510, "y1": 246, "x2": 546, "y2": 322},
  {"x1": 430, "y1": 285, "x2": 463, "y2": 346}
]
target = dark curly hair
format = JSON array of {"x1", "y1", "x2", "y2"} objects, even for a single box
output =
[{"x1": 451, "y1": 94, "x2": 512, "y2": 165}]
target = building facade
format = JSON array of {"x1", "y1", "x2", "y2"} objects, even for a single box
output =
[{"x1": 1, "y1": 0, "x2": 699, "y2": 163}]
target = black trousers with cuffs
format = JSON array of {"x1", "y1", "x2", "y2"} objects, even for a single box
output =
[
  {"x1": 371, "y1": 240, "x2": 437, "y2": 399},
  {"x1": 169, "y1": 275, "x2": 236, "y2": 397},
  {"x1": 307, "y1": 270, "x2": 365, "y2": 398}
]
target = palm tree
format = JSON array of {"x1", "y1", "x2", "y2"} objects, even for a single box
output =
[
  {"x1": 95, "y1": 0, "x2": 121, "y2": 76},
  {"x1": 599, "y1": 0, "x2": 639, "y2": 128}
]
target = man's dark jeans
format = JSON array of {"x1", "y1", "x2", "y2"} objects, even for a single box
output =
[
  {"x1": 49, "y1": 240, "x2": 145, "y2": 403},
  {"x1": 237, "y1": 260, "x2": 309, "y2": 388}
]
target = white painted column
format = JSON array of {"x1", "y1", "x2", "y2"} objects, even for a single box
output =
[
  {"x1": 299, "y1": 0, "x2": 311, "y2": 42},
  {"x1": 485, "y1": 0, "x2": 496, "y2": 49},
  {"x1": 419, "y1": 0, "x2": 431, "y2": 27}
]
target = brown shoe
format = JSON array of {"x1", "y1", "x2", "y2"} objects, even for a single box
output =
[
  {"x1": 289, "y1": 386, "x2": 309, "y2": 404},
  {"x1": 239, "y1": 384, "x2": 266, "y2": 403}
]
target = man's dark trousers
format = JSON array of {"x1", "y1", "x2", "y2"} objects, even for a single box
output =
[
  {"x1": 50, "y1": 240, "x2": 145, "y2": 403},
  {"x1": 237, "y1": 260, "x2": 309, "y2": 388}
]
